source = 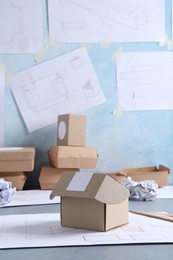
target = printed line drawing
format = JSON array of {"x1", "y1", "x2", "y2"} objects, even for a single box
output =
[
  {"x1": 0, "y1": 212, "x2": 173, "y2": 249},
  {"x1": 21, "y1": 73, "x2": 69, "y2": 112},
  {"x1": 66, "y1": 0, "x2": 147, "y2": 30},
  {"x1": 10, "y1": 48, "x2": 106, "y2": 132},
  {"x1": 48, "y1": 0, "x2": 165, "y2": 42},
  {"x1": 116, "y1": 52, "x2": 173, "y2": 111},
  {"x1": 120, "y1": 64, "x2": 173, "y2": 100},
  {"x1": 0, "y1": 0, "x2": 22, "y2": 44},
  {"x1": 0, "y1": 0, "x2": 43, "y2": 53}
]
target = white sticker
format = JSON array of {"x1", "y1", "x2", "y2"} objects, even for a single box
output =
[
  {"x1": 58, "y1": 121, "x2": 66, "y2": 140},
  {"x1": 0, "y1": 147, "x2": 23, "y2": 151},
  {"x1": 66, "y1": 172, "x2": 94, "y2": 192}
]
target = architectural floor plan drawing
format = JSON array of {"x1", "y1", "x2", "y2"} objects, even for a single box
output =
[
  {"x1": 48, "y1": 0, "x2": 165, "y2": 42},
  {"x1": 0, "y1": 72, "x2": 5, "y2": 146},
  {"x1": 0, "y1": 212, "x2": 173, "y2": 249},
  {"x1": 10, "y1": 48, "x2": 106, "y2": 132},
  {"x1": 116, "y1": 52, "x2": 173, "y2": 111},
  {"x1": 0, "y1": 0, "x2": 43, "y2": 53}
]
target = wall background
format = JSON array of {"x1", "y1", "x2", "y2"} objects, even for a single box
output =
[{"x1": 1, "y1": 0, "x2": 173, "y2": 188}]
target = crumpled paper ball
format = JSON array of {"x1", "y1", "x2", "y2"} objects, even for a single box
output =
[
  {"x1": 0, "y1": 178, "x2": 16, "y2": 206},
  {"x1": 122, "y1": 177, "x2": 158, "y2": 201}
]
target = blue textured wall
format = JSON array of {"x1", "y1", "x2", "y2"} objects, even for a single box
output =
[{"x1": 1, "y1": 0, "x2": 173, "y2": 188}]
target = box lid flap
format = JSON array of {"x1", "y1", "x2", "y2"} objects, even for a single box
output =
[
  {"x1": 49, "y1": 146, "x2": 97, "y2": 158},
  {"x1": 0, "y1": 147, "x2": 36, "y2": 160},
  {"x1": 50, "y1": 171, "x2": 129, "y2": 204}
]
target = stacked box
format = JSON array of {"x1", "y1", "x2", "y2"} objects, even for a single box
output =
[
  {"x1": 0, "y1": 147, "x2": 36, "y2": 190},
  {"x1": 39, "y1": 114, "x2": 98, "y2": 189}
]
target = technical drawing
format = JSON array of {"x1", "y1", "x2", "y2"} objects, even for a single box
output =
[
  {"x1": 117, "y1": 52, "x2": 173, "y2": 111},
  {"x1": 48, "y1": 0, "x2": 165, "y2": 43},
  {"x1": 120, "y1": 64, "x2": 173, "y2": 101},
  {"x1": 0, "y1": 0, "x2": 22, "y2": 44},
  {"x1": 0, "y1": 0, "x2": 43, "y2": 53},
  {"x1": 0, "y1": 212, "x2": 173, "y2": 249},
  {"x1": 10, "y1": 48, "x2": 106, "y2": 132},
  {"x1": 20, "y1": 73, "x2": 69, "y2": 112},
  {"x1": 83, "y1": 79, "x2": 100, "y2": 97},
  {"x1": 66, "y1": 0, "x2": 147, "y2": 30}
]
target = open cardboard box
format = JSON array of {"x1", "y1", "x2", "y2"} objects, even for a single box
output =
[
  {"x1": 48, "y1": 146, "x2": 98, "y2": 169},
  {"x1": 0, "y1": 172, "x2": 27, "y2": 190},
  {"x1": 39, "y1": 166, "x2": 79, "y2": 190},
  {"x1": 0, "y1": 147, "x2": 36, "y2": 172},
  {"x1": 120, "y1": 165, "x2": 170, "y2": 187},
  {"x1": 50, "y1": 171, "x2": 129, "y2": 231}
]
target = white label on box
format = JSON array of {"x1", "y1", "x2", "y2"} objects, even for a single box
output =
[
  {"x1": 66, "y1": 172, "x2": 94, "y2": 191},
  {"x1": 58, "y1": 121, "x2": 66, "y2": 140}
]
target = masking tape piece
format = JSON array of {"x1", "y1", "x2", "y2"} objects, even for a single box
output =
[{"x1": 111, "y1": 48, "x2": 123, "y2": 63}]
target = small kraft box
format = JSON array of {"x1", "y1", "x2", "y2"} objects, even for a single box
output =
[
  {"x1": 0, "y1": 172, "x2": 27, "y2": 190},
  {"x1": 39, "y1": 166, "x2": 79, "y2": 190},
  {"x1": 50, "y1": 171, "x2": 130, "y2": 232},
  {"x1": 120, "y1": 165, "x2": 170, "y2": 187},
  {"x1": 0, "y1": 147, "x2": 36, "y2": 172},
  {"x1": 57, "y1": 114, "x2": 86, "y2": 146},
  {"x1": 48, "y1": 146, "x2": 98, "y2": 169}
]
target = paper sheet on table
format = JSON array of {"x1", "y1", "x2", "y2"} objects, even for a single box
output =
[
  {"x1": 116, "y1": 52, "x2": 173, "y2": 111},
  {"x1": 10, "y1": 48, "x2": 106, "y2": 132},
  {"x1": 0, "y1": 0, "x2": 43, "y2": 53},
  {"x1": 0, "y1": 212, "x2": 173, "y2": 249},
  {"x1": 0, "y1": 72, "x2": 5, "y2": 146},
  {"x1": 48, "y1": 0, "x2": 165, "y2": 43},
  {"x1": 157, "y1": 186, "x2": 173, "y2": 198},
  {"x1": 0, "y1": 190, "x2": 60, "y2": 207}
]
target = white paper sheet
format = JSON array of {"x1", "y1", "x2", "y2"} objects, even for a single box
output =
[
  {"x1": 0, "y1": 212, "x2": 173, "y2": 249},
  {"x1": 0, "y1": 0, "x2": 43, "y2": 53},
  {"x1": 10, "y1": 48, "x2": 106, "y2": 132},
  {"x1": 116, "y1": 52, "x2": 173, "y2": 111},
  {"x1": 0, "y1": 72, "x2": 5, "y2": 146},
  {"x1": 157, "y1": 186, "x2": 173, "y2": 198},
  {"x1": 48, "y1": 0, "x2": 165, "y2": 43},
  {"x1": 0, "y1": 190, "x2": 60, "y2": 207}
]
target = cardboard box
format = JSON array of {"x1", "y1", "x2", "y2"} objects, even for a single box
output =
[
  {"x1": 120, "y1": 165, "x2": 170, "y2": 187},
  {"x1": 50, "y1": 171, "x2": 129, "y2": 231},
  {"x1": 0, "y1": 147, "x2": 36, "y2": 172},
  {"x1": 57, "y1": 114, "x2": 86, "y2": 146},
  {"x1": 109, "y1": 173, "x2": 127, "y2": 184},
  {"x1": 48, "y1": 146, "x2": 98, "y2": 169},
  {"x1": 0, "y1": 172, "x2": 27, "y2": 190},
  {"x1": 39, "y1": 166, "x2": 79, "y2": 190}
]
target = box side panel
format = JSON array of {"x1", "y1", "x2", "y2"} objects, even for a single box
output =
[
  {"x1": 0, "y1": 160, "x2": 35, "y2": 172},
  {"x1": 68, "y1": 115, "x2": 86, "y2": 146},
  {"x1": 105, "y1": 199, "x2": 129, "y2": 231},
  {"x1": 125, "y1": 172, "x2": 169, "y2": 187},
  {"x1": 39, "y1": 167, "x2": 79, "y2": 190},
  {"x1": 0, "y1": 172, "x2": 26, "y2": 190},
  {"x1": 61, "y1": 197, "x2": 105, "y2": 231}
]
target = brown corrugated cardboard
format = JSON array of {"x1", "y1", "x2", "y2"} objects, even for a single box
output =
[
  {"x1": 0, "y1": 172, "x2": 27, "y2": 190},
  {"x1": 48, "y1": 146, "x2": 98, "y2": 169},
  {"x1": 50, "y1": 171, "x2": 129, "y2": 231},
  {"x1": 0, "y1": 147, "x2": 36, "y2": 172},
  {"x1": 109, "y1": 173, "x2": 126, "y2": 184},
  {"x1": 39, "y1": 166, "x2": 79, "y2": 190},
  {"x1": 120, "y1": 165, "x2": 170, "y2": 187},
  {"x1": 57, "y1": 114, "x2": 86, "y2": 146}
]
